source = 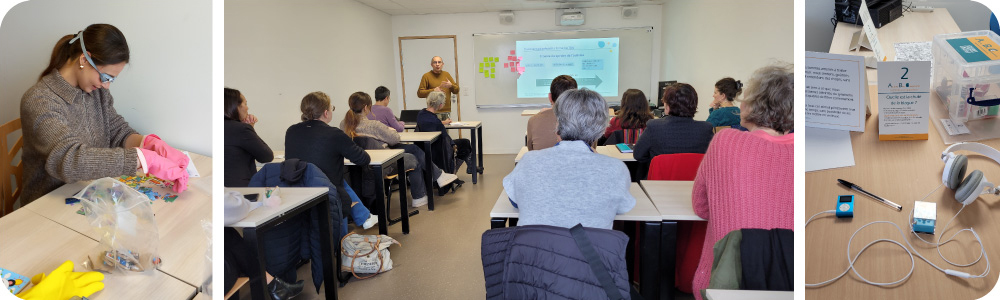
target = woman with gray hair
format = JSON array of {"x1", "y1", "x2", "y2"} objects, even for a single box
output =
[
  {"x1": 417, "y1": 91, "x2": 463, "y2": 193},
  {"x1": 502, "y1": 88, "x2": 636, "y2": 229},
  {"x1": 690, "y1": 64, "x2": 794, "y2": 299}
]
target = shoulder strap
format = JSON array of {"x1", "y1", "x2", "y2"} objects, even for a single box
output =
[{"x1": 570, "y1": 224, "x2": 624, "y2": 300}]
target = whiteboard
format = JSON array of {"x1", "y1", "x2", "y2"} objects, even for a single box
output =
[{"x1": 472, "y1": 27, "x2": 654, "y2": 108}]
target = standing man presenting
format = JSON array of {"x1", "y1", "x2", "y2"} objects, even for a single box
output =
[{"x1": 417, "y1": 56, "x2": 459, "y2": 118}]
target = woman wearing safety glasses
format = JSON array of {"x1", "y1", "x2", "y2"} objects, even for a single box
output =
[{"x1": 19, "y1": 23, "x2": 189, "y2": 204}]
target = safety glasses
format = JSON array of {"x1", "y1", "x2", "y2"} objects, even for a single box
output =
[{"x1": 69, "y1": 32, "x2": 116, "y2": 84}]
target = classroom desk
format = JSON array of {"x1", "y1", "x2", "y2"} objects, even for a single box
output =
[
  {"x1": 521, "y1": 109, "x2": 540, "y2": 116},
  {"x1": 514, "y1": 145, "x2": 635, "y2": 163},
  {"x1": 398, "y1": 131, "x2": 441, "y2": 210},
  {"x1": 22, "y1": 151, "x2": 213, "y2": 288},
  {"x1": 639, "y1": 180, "x2": 704, "y2": 300},
  {"x1": 405, "y1": 121, "x2": 484, "y2": 184},
  {"x1": 264, "y1": 149, "x2": 410, "y2": 235},
  {"x1": 226, "y1": 187, "x2": 337, "y2": 300},
  {"x1": 490, "y1": 183, "x2": 666, "y2": 300},
  {"x1": 193, "y1": 292, "x2": 212, "y2": 300},
  {"x1": 704, "y1": 289, "x2": 793, "y2": 300},
  {"x1": 829, "y1": 8, "x2": 959, "y2": 81},
  {"x1": 805, "y1": 90, "x2": 1000, "y2": 298},
  {"x1": 344, "y1": 149, "x2": 408, "y2": 235},
  {"x1": 0, "y1": 208, "x2": 197, "y2": 300}
]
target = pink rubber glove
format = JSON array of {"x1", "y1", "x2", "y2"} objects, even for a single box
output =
[
  {"x1": 138, "y1": 149, "x2": 189, "y2": 193},
  {"x1": 141, "y1": 134, "x2": 189, "y2": 172}
]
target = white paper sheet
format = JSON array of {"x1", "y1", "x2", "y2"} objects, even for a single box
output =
[
  {"x1": 184, "y1": 151, "x2": 200, "y2": 177},
  {"x1": 806, "y1": 127, "x2": 856, "y2": 172}
]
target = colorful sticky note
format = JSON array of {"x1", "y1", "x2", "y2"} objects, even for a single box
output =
[
  {"x1": 484, "y1": 72, "x2": 489, "y2": 78},
  {"x1": 492, "y1": 63, "x2": 496, "y2": 68},
  {"x1": 510, "y1": 50, "x2": 516, "y2": 55},
  {"x1": 483, "y1": 57, "x2": 489, "y2": 62},
  {"x1": 494, "y1": 57, "x2": 500, "y2": 62},
  {"x1": 490, "y1": 73, "x2": 495, "y2": 79},
  {"x1": 517, "y1": 56, "x2": 522, "y2": 61},
  {"x1": 479, "y1": 67, "x2": 483, "y2": 73},
  {"x1": 504, "y1": 63, "x2": 508, "y2": 68}
]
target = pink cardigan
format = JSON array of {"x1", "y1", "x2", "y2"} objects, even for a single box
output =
[{"x1": 691, "y1": 129, "x2": 794, "y2": 299}]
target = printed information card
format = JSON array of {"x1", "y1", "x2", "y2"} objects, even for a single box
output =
[
  {"x1": 805, "y1": 52, "x2": 869, "y2": 132},
  {"x1": 878, "y1": 61, "x2": 931, "y2": 140}
]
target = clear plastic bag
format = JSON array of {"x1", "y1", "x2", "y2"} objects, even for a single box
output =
[
  {"x1": 200, "y1": 219, "x2": 212, "y2": 295},
  {"x1": 76, "y1": 177, "x2": 162, "y2": 273}
]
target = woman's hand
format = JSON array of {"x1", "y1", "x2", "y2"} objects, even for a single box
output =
[
  {"x1": 243, "y1": 114, "x2": 258, "y2": 126},
  {"x1": 442, "y1": 118, "x2": 452, "y2": 125}
]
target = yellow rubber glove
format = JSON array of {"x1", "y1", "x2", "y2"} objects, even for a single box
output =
[{"x1": 15, "y1": 261, "x2": 105, "y2": 300}]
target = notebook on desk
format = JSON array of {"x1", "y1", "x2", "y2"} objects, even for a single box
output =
[{"x1": 400, "y1": 109, "x2": 420, "y2": 124}]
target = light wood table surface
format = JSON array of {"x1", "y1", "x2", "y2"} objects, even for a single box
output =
[
  {"x1": 21, "y1": 152, "x2": 213, "y2": 288},
  {"x1": 639, "y1": 180, "x2": 705, "y2": 221},
  {"x1": 0, "y1": 208, "x2": 197, "y2": 300},
  {"x1": 521, "y1": 109, "x2": 540, "y2": 116},
  {"x1": 829, "y1": 9, "x2": 960, "y2": 81},
  {"x1": 704, "y1": 289, "x2": 792, "y2": 300},
  {"x1": 806, "y1": 91, "x2": 1000, "y2": 299}
]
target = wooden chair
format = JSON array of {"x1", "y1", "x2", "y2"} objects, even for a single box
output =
[{"x1": 0, "y1": 118, "x2": 23, "y2": 218}]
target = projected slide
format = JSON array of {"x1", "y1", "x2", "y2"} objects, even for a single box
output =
[{"x1": 515, "y1": 37, "x2": 620, "y2": 98}]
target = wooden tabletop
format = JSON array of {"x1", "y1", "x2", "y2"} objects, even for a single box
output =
[
  {"x1": 806, "y1": 96, "x2": 1000, "y2": 298},
  {"x1": 224, "y1": 187, "x2": 328, "y2": 228},
  {"x1": 595, "y1": 145, "x2": 636, "y2": 162},
  {"x1": 403, "y1": 121, "x2": 482, "y2": 129},
  {"x1": 829, "y1": 9, "x2": 960, "y2": 81},
  {"x1": 638, "y1": 180, "x2": 704, "y2": 221},
  {"x1": 704, "y1": 289, "x2": 792, "y2": 300},
  {"x1": 398, "y1": 131, "x2": 440, "y2": 142},
  {"x1": 344, "y1": 149, "x2": 403, "y2": 166},
  {"x1": 0, "y1": 209, "x2": 197, "y2": 300},
  {"x1": 521, "y1": 109, "x2": 540, "y2": 116},
  {"x1": 20, "y1": 151, "x2": 214, "y2": 288},
  {"x1": 514, "y1": 146, "x2": 528, "y2": 163},
  {"x1": 491, "y1": 183, "x2": 660, "y2": 222}
]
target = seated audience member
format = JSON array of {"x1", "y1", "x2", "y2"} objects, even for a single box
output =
[
  {"x1": 603, "y1": 88, "x2": 655, "y2": 144},
  {"x1": 416, "y1": 91, "x2": 457, "y2": 173},
  {"x1": 503, "y1": 88, "x2": 635, "y2": 230},
  {"x1": 224, "y1": 88, "x2": 273, "y2": 187},
  {"x1": 285, "y1": 91, "x2": 377, "y2": 229},
  {"x1": 367, "y1": 86, "x2": 406, "y2": 132},
  {"x1": 342, "y1": 91, "x2": 458, "y2": 207},
  {"x1": 690, "y1": 64, "x2": 794, "y2": 299},
  {"x1": 633, "y1": 83, "x2": 714, "y2": 164},
  {"x1": 525, "y1": 75, "x2": 577, "y2": 150},
  {"x1": 706, "y1": 77, "x2": 744, "y2": 128}
]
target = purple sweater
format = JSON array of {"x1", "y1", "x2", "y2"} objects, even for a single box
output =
[{"x1": 367, "y1": 105, "x2": 405, "y2": 132}]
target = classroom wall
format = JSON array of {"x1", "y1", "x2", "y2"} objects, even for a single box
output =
[
  {"x1": 805, "y1": 0, "x2": 995, "y2": 52},
  {"x1": 660, "y1": 0, "x2": 794, "y2": 125},
  {"x1": 0, "y1": 0, "x2": 213, "y2": 156},
  {"x1": 225, "y1": 0, "x2": 395, "y2": 152},
  {"x1": 391, "y1": 5, "x2": 664, "y2": 154}
]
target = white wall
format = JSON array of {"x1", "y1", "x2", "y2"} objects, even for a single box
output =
[
  {"x1": 391, "y1": 5, "x2": 664, "y2": 154},
  {"x1": 661, "y1": 0, "x2": 794, "y2": 124},
  {"x1": 806, "y1": 0, "x2": 995, "y2": 52},
  {"x1": 225, "y1": 0, "x2": 395, "y2": 152},
  {"x1": 0, "y1": 0, "x2": 213, "y2": 156}
]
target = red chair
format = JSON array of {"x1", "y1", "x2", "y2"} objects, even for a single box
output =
[{"x1": 648, "y1": 153, "x2": 705, "y2": 294}]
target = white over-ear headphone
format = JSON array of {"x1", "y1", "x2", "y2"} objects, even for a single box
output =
[{"x1": 941, "y1": 142, "x2": 1000, "y2": 206}]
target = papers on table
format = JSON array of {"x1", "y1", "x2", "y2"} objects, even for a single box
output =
[
  {"x1": 184, "y1": 151, "x2": 200, "y2": 177},
  {"x1": 805, "y1": 52, "x2": 869, "y2": 132},
  {"x1": 806, "y1": 127, "x2": 856, "y2": 172}
]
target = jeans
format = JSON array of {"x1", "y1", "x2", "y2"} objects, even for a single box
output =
[
  {"x1": 392, "y1": 144, "x2": 445, "y2": 199},
  {"x1": 342, "y1": 180, "x2": 371, "y2": 230}
]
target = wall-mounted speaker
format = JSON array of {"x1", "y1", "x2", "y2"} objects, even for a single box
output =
[
  {"x1": 499, "y1": 11, "x2": 515, "y2": 25},
  {"x1": 621, "y1": 6, "x2": 638, "y2": 19}
]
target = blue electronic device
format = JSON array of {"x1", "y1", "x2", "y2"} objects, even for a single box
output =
[{"x1": 836, "y1": 195, "x2": 854, "y2": 218}]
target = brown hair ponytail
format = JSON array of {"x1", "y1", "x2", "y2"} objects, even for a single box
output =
[
  {"x1": 342, "y1": 92, "x2": 373, "y2": 138},
  {"x1": 39, "y1": 24, "x2": 130, "y2": 81}
]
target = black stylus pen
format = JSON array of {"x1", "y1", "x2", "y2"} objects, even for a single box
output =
[{"x1": 837, "y1": 179, "x2": 902, "y2": 211}]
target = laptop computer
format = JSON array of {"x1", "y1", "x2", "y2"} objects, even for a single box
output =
[{"x1": 400, "y1": 110, "x2": 420, "y2": 124}]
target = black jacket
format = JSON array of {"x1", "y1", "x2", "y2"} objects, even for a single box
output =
[
  {"x1": 285, "y1": 119, "x2": 370, "y2": 213},
  {"x1": 481, "y1": 225, "x2": 631, "y2": 299},
  {"x1": 633, "y1": 116, "x2": 714, "y2": 163},
  {"x1": 224, "y1": 119, "x2": 273, "y2": 187},
  {"x1": 416, "y1": 109, "x2": 455, "y2": 173},
  {"x1": 249, "y1": 159, "x2": 344, "y2": 292}
]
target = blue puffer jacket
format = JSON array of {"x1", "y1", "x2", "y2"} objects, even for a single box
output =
[
  {"x1": 481, "y1": 225, "x2": 631, "y2": 299},
  {"x1": 249, "y1": 159, "x2": 344, "y2": 293}
]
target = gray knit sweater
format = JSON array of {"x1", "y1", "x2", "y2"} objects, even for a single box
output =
[
  {"x1": 502, "y1": 140, "x2": 635, "y2": 229},
  {"x1": 20, "y1": 71, "x2": 138, "y2": 203}
]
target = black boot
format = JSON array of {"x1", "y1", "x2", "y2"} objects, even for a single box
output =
[{"x1": 268, "y1": 276, "x2": 305, "y2": 300}]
